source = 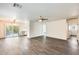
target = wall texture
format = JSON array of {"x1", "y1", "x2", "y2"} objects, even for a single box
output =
[
  {"x1": 0, "y1": 21, "x2": 5, "y2": 38},
  {"x1": 30, "y1": 21, "x2": 43, "y2": 38},
  {"x1": 46, "y1": 19, "x2": 67, "y2": 40},
  {"x1": 19, "y1": 20, "x2": 30, "y2": 38}
]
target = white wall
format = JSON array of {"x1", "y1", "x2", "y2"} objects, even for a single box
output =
[
  {"x1": 19, "y1": 20, "x2": 30, "y2": 38},
  {"x1": 30, "y1": 21, "x2": 43, "y2": 38},
  {"x1": 46, "y1": 19, "x2": 67, "y2": 40}
]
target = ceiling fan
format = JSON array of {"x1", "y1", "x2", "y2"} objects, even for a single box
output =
[
  {"x1": 38, "y1": 16, "x2": 48, "y2": 22},
  {"x1": 67, "y1": 16, "x2": 78, "y2": 20}
]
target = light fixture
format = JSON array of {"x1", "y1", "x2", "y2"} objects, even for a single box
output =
[
  {"x1": 13, "y1": 3, "x2": 22, "y2": 8},
  {"x1": 67, "y1": 16, "x2": 78, "y2": 20},
  {"x1": 38, "y1": 16, "x2": 48, "y2": 22}
]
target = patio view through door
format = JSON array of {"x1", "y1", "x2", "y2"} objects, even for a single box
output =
[{"x1": 6, "y1": 23, "x2": 19, "y2": 37}]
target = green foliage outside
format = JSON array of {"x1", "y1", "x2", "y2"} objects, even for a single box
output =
[{"x1": 6, "y1": 25, "x2": 19, "y2": 34}]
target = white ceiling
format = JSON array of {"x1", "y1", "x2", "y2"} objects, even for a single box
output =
[{"x1": 0, "y1": 3, "x2": 79, "y2": 21}]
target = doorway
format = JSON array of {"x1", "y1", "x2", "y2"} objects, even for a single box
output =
[
  {"x1": 67, "y1": 18, "x2": 78, "y2": 39},
  {"x1": 6, "y1": 23, "x2": 19, "y2": 37}
]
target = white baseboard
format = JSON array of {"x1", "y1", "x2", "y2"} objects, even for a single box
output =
[
  {"x1": 30, "y1": 34, "x2": 43, "y2": 38},
  {"x1": 46, "y1": 35, "x2": 67, "y2": 40}
]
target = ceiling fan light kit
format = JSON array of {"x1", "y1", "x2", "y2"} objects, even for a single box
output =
[{"x1": 38, "y1": 16, "x2": 48, "y2": 22}]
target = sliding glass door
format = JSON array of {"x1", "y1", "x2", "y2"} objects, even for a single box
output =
[{"x1": 6, "y1": 24, "x2": 19, "y2": 37}]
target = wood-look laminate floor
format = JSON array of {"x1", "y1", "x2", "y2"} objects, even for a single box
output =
[
  {"x1": 0, "y1": 36, "x2": 79, "y2": 55},
  {"x1": 65, "y1": 36, "x2": 79, "y2": 55}
]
